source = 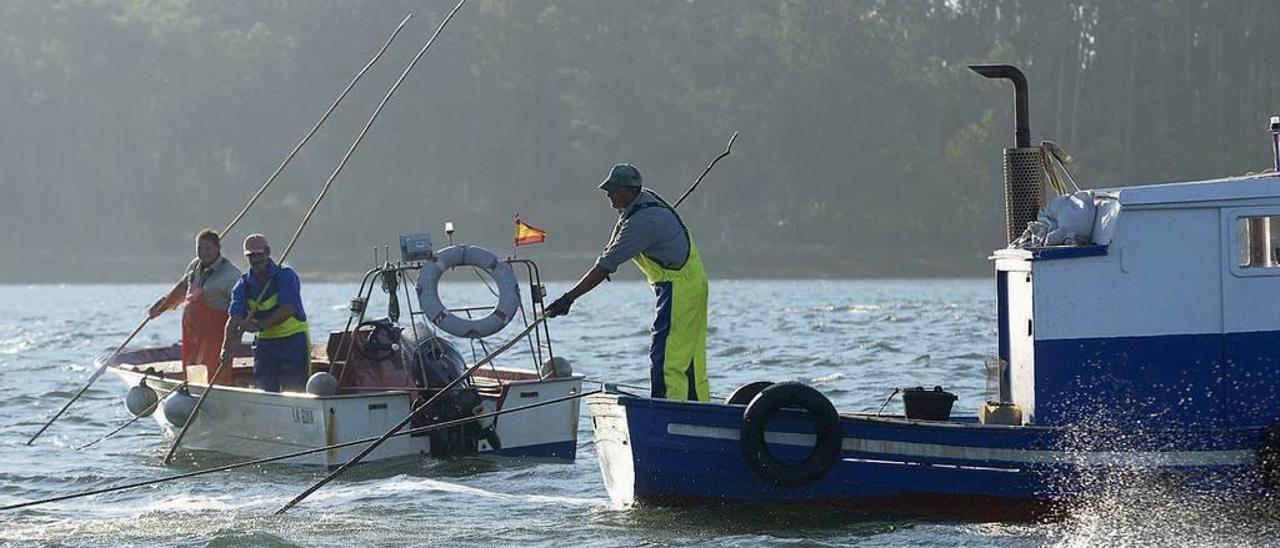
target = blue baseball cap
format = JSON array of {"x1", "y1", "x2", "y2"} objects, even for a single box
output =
[{"x1": 598, "y1": 163, "x2": 642, "y2": 191}]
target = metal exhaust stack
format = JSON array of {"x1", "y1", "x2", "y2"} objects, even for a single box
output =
[
  {"x1": 969, "y1": 64, "x2": 1045, "y2": 245},
  {"x1": 1270, "y1": 116, "x2": 1279, "y2": 172}
]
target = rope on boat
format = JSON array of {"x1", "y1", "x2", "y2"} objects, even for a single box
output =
[
  {"x1": 1, "y1": 385, "x2": 602, "y2": 513},
  {"x1": 164, "y1": 7, "x2": 449, "y2": 465},
  {"x1": 585, "y1": 379, "x2": 729, "y2": 402},
  {"x1": 78, "y1": 381, "x2": 189, "y2": 451}
]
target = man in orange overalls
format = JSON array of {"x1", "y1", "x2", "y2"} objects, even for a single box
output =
[{"x1": 149, "y1": 229, "x2": 242, "y2": 384}]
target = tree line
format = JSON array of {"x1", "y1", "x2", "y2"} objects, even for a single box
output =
[{"x1": 2, "y1": 0, "x2": 1277, "y2": 281}]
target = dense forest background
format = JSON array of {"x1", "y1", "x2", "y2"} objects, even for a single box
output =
[{"x1": 2, "y1": 0, "x2": 1278, "y2": 282}]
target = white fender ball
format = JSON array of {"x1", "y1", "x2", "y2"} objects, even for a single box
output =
[
  {"x1": 306, "y1": 372, "x2": 339, "y2": 396},
  {"x1": 126, "y1": 381, "x2": 159, "y2": 418},
  {"x1": 162, "y1": 388, "x2": 197, "y2": 428}
]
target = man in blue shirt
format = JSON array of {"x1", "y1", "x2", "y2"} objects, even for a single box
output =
[
  {"x1": 546, "y1": 164, "x2": 711, "y2": 401},
  {"x1": 219, "y1": 234, "x2": 311, "y2": 392}
]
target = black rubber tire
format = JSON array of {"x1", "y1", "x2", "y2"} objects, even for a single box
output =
[
  {"x1": 1257, "y1": 422, "x2": 1280, "y2": 492},
  {"x1": 740, "y1": 381, "x2": 842, "y2": 487},
  {"x1": 726, "y1": 381, "x2": 774, "y2": 405}
]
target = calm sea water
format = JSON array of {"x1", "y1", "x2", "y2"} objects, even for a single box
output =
[{"x1": 0, "y1": 279, "x2": 1275, "y2": 546}]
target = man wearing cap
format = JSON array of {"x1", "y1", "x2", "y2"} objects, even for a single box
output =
[
  {"x1": 148, "y1": 229, "x2": 241, "y2": 384},
  {"x1": 219, "y1": 234, "x2": 311, "y2": 392},
  {"x1": 546, "y1": 164, "x2": 710, "y2": 402}
]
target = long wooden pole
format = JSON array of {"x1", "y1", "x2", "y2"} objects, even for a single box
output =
[
  {"x1": 673, "y1": 131, "x2": 739, "y2": 209},
  {"x1": 23, "y1": 14, "x2": 413, "y2": 447},
  {"x1": 166, "y1": 1, "x2": 468, "y2": 464},
  {"x1": 24, "y1": 319, "x2": 150, "y2": 445},
  {"x1": 220, "y1": 13, "x2": 413, "y2": 239}
]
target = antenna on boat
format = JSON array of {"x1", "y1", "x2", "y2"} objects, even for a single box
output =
[
  {"x1": 445, "y1": 221, "x2": 455, "y2": 245},
  {"x1": 969, "y1": 64, "x2": 1046, "y2": 245},
  {"x1": 1270, "y1": 116, "x2": 1279, "y2": 172}
]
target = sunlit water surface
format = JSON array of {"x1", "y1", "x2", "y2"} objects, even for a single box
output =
[{"x1": 1, "y1": 280, "x2": 1277, "y2": 546}]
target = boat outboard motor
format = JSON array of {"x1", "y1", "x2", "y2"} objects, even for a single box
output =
[{"x1": 399, "y1": 330, "x2": 492, "y2": 455}]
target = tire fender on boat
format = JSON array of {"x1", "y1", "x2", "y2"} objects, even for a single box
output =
[
  {"x1": 416, "y1": 245, "x2": 521, "y2": 339},
  {"x1": 726, "y1": 381, "x2": 774, "y2": 405},
  {"x1": 739, "y1": 382, "x2": 842, "y2": 487}
]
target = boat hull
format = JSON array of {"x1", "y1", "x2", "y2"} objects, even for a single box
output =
[
  {"x1": 588, "y1": 392, "x2": 1265, "y2": 518},
  {"x1": 108, "y1": 348, "x2": 582, "y2": 467}
]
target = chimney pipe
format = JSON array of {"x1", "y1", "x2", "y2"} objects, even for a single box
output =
[
  {"x1": 969, "y1": 64, "x2": 1030, "y2": 148},
  {"x1": 970, "y1": 64, "x2": 1044, "y2": 244}
]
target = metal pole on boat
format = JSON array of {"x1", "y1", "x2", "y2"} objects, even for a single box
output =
[
  {"x1": 22, "y1": 14, "x2": 413, "y2": 447},
  {"x1": 1270, "y1": 116, "x2": 1279, "y2": 173},
  {"x1": 275, "y1": 313, "x2": 546, "y2": 515},
  {"x1": 23, "y1": 319, "x2": 151, "y2": 445},
  {"x1": 164, "y1": 0, "x2": 471, "y2": 466},
  {"x1": 673, "y1": 131, "x2": 739, "y2": 209}
]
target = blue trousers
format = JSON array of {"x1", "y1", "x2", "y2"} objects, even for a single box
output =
[{"x1": 253, "y1": 332, "x2": 309, "y2": 392}]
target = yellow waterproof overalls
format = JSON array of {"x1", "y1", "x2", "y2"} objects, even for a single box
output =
[{"x1": 618, "y1": 195, "x2": 711, "y2": 402}]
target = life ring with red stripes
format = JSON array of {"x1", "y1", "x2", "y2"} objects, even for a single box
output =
[{"x1": 416, "y1": 245, "x2": 520, "y2": 339}]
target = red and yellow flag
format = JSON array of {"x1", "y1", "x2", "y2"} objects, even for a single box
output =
[{"x1": 514, "y1": 217, "x2": 548, "y2": 247}]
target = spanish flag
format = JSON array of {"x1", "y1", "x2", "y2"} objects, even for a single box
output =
[{"x1": 514, "y1": 216, "x2": 548, "y2": 247}]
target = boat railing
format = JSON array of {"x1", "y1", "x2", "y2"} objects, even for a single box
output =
[{"x1": 329, "y1": 254, "x2": 556, "y2": 391}]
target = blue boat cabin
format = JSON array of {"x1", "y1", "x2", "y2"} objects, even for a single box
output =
[{"x1": 995, "y1": 174, "x2": 1280, "y2": 430}]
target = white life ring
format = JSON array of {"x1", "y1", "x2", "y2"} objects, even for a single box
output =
[{"x1": 417, "y1": 245, "x2": 521, "y2": 339}]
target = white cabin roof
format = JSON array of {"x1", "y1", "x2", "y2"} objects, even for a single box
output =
[{"x1": 1103, "y1": 173, "x2": 1280, "y2": 206}]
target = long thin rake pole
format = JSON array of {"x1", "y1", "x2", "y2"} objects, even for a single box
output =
[
  {"x1": 673, "y1": 131, "x2": 739, "y2": 209},
  {"x1": 166, "y1": 1, "x2": 469, "y2": 465},
  {"x1": 23, "y1": 14, "x2": 412, "y2": 447}
]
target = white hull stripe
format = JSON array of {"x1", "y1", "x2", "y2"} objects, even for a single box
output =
[{"x1": 666, "y1": 423, "x2": 1254, "y2": 467}]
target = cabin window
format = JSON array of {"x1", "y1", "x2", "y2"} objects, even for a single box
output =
[{"x1": 1235, "y1": 215, "x2": 1280, "y2": 268}]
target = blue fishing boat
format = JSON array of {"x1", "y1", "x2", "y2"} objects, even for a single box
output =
[{"x1": 587, "y1": 65, "x2": 1280, "y2": 518}]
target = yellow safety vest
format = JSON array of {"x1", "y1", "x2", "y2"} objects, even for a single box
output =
[{"x1": 248, "y1": 284, "x2": 309, "y2": 340}]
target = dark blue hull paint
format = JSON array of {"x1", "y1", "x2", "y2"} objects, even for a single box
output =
[
  {"x1": 489, "y1": 440, "x2": 577, "y2": 460},
  {"x1": 590, "y1": 394, "x2": 1265, "y2": 517},
  {"x1": 1035, "y1": 330, "x2": 1280, "y2": 428}
]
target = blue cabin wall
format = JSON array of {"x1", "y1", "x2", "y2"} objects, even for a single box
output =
[
  {"x1": 1221, "y1": 206, "x2": 1280, "y2": 428},
  {"x1": 997, "y1": 202, "x2": 1280, "y2": 430},
  {"x1": 1033, "y1": 207, "x2": 1225, "y2": 428}
]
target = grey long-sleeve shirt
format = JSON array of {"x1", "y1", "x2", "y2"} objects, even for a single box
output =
[{"x1": 595, "y1": 189, "x2": 690, "y2": 273}]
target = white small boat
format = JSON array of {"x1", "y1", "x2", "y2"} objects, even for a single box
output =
[{"x1": 106, "y1": 243, "x2": 583, "y2": 467}]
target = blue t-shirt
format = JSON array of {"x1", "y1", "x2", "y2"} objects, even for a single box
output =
[
  {"x1": 228, "y1": 260, "x2": 307, "y2": 323},
  {"x1": 595, "y1": 190, "x2": 690, "y2": 273}
]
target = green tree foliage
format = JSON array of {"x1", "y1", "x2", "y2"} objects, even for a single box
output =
[{"x1": 2, "y1": 1, "x2": 1278, "y2": 281}]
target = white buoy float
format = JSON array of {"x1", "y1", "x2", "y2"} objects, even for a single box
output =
[
  {"x1": 125, "y1": 379, "x2": 159, "y2": 418},
  {"x1": 540, "y1": 356, "x2": 572, "y2": 378},
  {"x1": 306, "y1": 372, "x2": 339, "y2": 396},
  {"x1": 162, "y1": 387, "x2": 197, "y2": 427}
]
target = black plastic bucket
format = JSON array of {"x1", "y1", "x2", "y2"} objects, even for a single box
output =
[{"x1": 902, "y1": 386, "x2": 957, "y2": 421}]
